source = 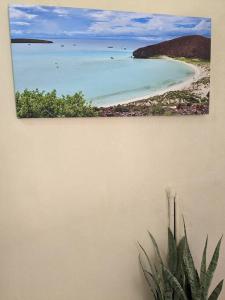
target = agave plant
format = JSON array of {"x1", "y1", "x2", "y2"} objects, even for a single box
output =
[{"x1": 138, "y1": 199, "x2": 223, "y2": 300}]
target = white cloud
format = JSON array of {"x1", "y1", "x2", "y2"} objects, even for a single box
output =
[
  {"x1": 134, "y1": 36, "x2": 162, "y2": 42},
  {"x1": 63, "y1": 30, "x2": 78, "y2": 36},
  {"x1": 63, "y1": 30, "x2": 86, "y2": 36},
  {"x1": 17, "y1": 20, "x2": 62, "y2": 37},
  {"x1": 86, "y1": 12, "x2": 150, "y2": 35},
  {"x1": 194, "y1": 19, "x2": 211, "y2": 31},
  {"x1": 9, "y1": 6, "x2": 211, "y2": 40},
  {"x1": 60, "y1": 13, "x2": 208, "y2": 39},
  {"x1": 84, "y1": 13, "x2": 210, "y2": 37},
  {"x1": 52, "y1": 8, "x2": 70, "y2": 17},
  {"x1": 88, "y1": 10, "x2": 115, "y2": 21},
  {"x1": 11, "y1": 21, "x2": 30, "y2": 26},
  {"x1": 11, "y1": 4, "x2": 48, "y2": 12},
  {"x1": 87, "y1": 14, "x2": 166, "y2": 36},
  {"x1": 9, "y1": 7, "x2": 37, "y2": 20},
  {"x1": 88, "y1": 10, "x2": 151, "y2": 21},
  {"x1": 31, "y1": 6, "x2": 48, "y2": 12},
  {"x1": 11, "y1": 29, "x2": 24, "y2": 35}
]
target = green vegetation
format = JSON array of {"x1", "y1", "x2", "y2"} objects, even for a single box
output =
[
  {"x1": 139, "y1": 217, "x2": 223, "y2": 299},
  {"x1": 151, "y1": 103, "x2": 166, "y2": 115},
  {"x1": 196, "y1": 77, "x2": 210, "y2": 85},
  {"x1": 16, "y1": 89, "x2": 98, "y2": 118},
  {"x1": 176, "y1": 57, "x2": 210, "y2": 65},
  {"x1": 165, "y1": 90, "x2": 203, "y2": 103}
]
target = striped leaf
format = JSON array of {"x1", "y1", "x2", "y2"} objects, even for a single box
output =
[
  {"x1": 208, "y1": 280, "x2": 224, "y2": 300},
  {"x1": 200, "y1": 236, "x2": 208, "y2": 285},
  {"x1": 168, "y1": 228, "x2": 177, "y2": 275},
  {"x1": 139, "y1": 254, "x2": 157, "y2": 298},
  {"x1": 138, "y1": 242, "x2": 154, "y2": 274},
  {"x1": 183, "y1": 221, "x2": 201, "y2": 300},
  {"x1": 200, "y1": 236, "x2": 208, "y2": 299},
  {"x1": 145, "y1": 270, "x2": 164, "y2": 300},
  {"x1": 138, "y1": 242, "x2": 164, "y2": 300},
  {"x1": 148, "y1": 231, "x2": 164, "y2": 265},
  {"x1": 176, "y1": 237, "x2": 185, "y2": 279},
  {"x1": 164, "y1": 287, "x2": 173, "y2": 300},
  {"x1": 204, "y1": 237, "x2": 223, "y2": 298},
  {"x1": 163, "y1": 266, "x2": 187, "y2": 300}
]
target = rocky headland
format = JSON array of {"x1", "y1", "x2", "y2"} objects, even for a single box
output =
[{"x1": 133, "y1": 35, "x2": 211, "y2": 60}]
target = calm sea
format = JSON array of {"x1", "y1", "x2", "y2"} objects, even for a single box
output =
[{"x1": 11, "y1": 38, "x2": 194, "y2": 107}]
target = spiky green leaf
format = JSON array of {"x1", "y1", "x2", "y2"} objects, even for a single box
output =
[
  {"x1": 145, "y1": 270, "x2": 164, "y2": 300},
  {"x1": 177, "y1": 237, "x2": 185, "y2": 278},
  {"x1": 168, "y1": 228, "x2": 177, "y2": 275},
  {"x1": 148, "y1": 231, "x2": 163, "y2": 265},
  {"x1": 139, "y1": 254, "x2": 157, "y2": 298},
  {"x1": 138, "y1": 242, "x2": 154, "y2": 274},
  {"x1": 163, "y1": 266, "x2": 187, "y2": 300},
  {"x1": 200, "y1": 236, "x2": 208, "y2": 285},
  {"x1": 183, "y1": 220, "x2": 201, "y2": 299},
  {"x1": 204, "y1": 237, "x2": 223, "y2": 298},
  {"x1": 208, "y1": 280, "x2": 224, "y2": 300},
  {"x1": 138, "y1": 242, "x2": 164, "y2": 300}
]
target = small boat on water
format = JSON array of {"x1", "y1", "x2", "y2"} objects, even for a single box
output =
[
  {"x1": 61, "y1": 44, "x2": 64, "y2": 47},
  {"x1": 108, "y1": 46, "x2": 114, "y2": 48},
  {"x1": 110, "y1": 57, "x2": 114, "y2": 59}
]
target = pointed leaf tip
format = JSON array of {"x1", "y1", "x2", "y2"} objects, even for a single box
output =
[{"x1": 208, "y1": 279, "x2": 224, "y2": 300}]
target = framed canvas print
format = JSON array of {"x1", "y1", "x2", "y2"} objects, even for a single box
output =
[{"x1": 9, "y1": 5, "x2": 211, "y2": 118}]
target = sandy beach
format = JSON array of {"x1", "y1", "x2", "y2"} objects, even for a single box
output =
[
  {"x1": 98, "y1": 57, "x2": 210, "y2": 116},
  {"x1": 102, "y1": 57, "x2": 204, "y2": 107}
]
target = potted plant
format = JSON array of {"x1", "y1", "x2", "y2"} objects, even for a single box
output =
[{"x1": 138, "y1": 196, "x2": 223, "y2": 300}]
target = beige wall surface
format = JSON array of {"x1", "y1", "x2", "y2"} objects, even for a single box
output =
[{"x1": 0, "y1": 0, "x2": 225, "y2": 299}]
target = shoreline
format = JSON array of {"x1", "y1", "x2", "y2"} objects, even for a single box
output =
[{"x1": 100, "y1": 57, "x2": 202, "y2": 108}]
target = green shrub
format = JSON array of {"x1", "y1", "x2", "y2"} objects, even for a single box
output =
[
  {"x1": 151, "y1": 103, "x2": 166, "y2": 115},
  {"x1": 15, "y1": 89, "x2": 98, "y2": 118}
]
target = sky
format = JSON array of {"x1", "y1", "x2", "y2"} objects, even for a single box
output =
[{"x1": 9, "y1": 5, "x2": 211, "y2": 43}]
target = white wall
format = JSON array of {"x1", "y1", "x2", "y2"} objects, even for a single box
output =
[{"x1": 0, "y1": 0, "x2": 225, "y2": 299}]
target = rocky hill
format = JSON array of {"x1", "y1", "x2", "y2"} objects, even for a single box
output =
[{"x1": 133, "y1": 35, "x2": 210, "y2": 60}]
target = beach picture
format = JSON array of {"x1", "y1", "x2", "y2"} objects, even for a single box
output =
[{"x1": 9, "y1": 5, "x2": 211, "y2": 118}]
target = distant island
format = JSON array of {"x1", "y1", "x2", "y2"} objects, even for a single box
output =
[
  {"x1": 11, "y1": 38, "x2": 53, "y2": 44},
  {"x1": 133, "y1": 35, "x2": 211, "y2": 60}
]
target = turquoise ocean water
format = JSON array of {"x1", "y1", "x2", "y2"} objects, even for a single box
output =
[{"x1": 11, "y1": 39, "x2": 194, "y2": 107}]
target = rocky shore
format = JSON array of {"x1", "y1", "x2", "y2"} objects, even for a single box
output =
[{"x1": 97, "y1": 58, "x2": 210, "y2": 117}]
